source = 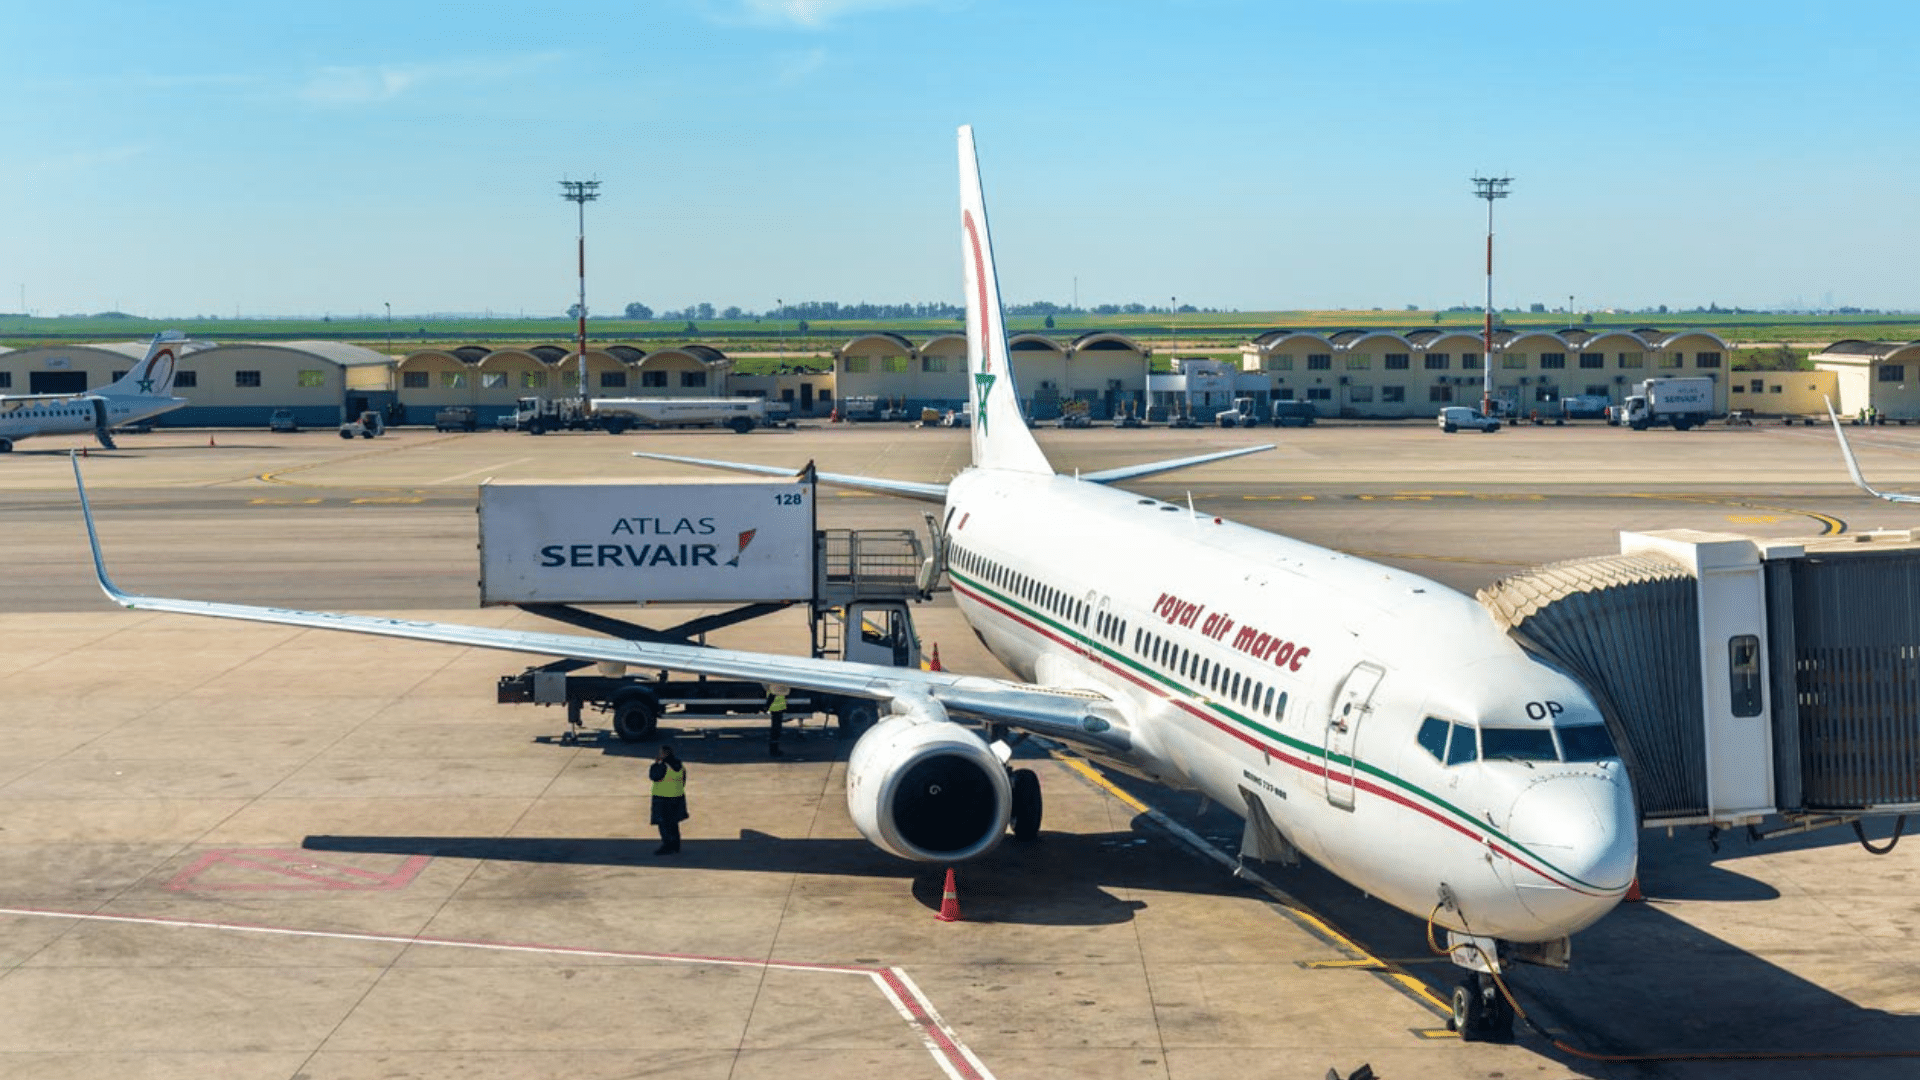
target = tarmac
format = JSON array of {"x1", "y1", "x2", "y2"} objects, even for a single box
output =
[{"x1": 3, "y1": 417, "x2": 1920, "y2": 1079}]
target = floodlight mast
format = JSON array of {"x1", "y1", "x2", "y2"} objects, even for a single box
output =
[
  {"x1": 1471, "y1": 175, "x2": 1511, "y2": 417},
  {"x1": 559, "y1": 178, "x2": 601, "y2": 403}
]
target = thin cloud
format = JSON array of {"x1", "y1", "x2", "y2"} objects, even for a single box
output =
[
  {"x1": 778, "y1": 47, "x2": 829, "y2": 84},
  {"x1": 728, "y1": 0, "x2": 942, "y2": 28},
  {"x1": 297, "y1": 52, "x2": 564, "y2": 107}
]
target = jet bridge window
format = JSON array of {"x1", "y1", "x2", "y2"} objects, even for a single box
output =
[
  {"x1": 1728, "y1": 634, "x2": 1763, "y2": 717},
  {"x1": 1480, "y1": 727, "x2": 1558, "y2": 762}
]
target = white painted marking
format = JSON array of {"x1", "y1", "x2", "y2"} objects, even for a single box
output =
[
  {"x1": 432, "y1": 458, "x2": 532, "y2": 485},
  {"x1": 0, "y1": 905, "x2": 996, "y2": 1079}
]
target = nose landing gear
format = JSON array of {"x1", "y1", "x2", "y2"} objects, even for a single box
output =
[{"x1": 1448, "y1": 973, "x2": 1516, "y2": 1042}]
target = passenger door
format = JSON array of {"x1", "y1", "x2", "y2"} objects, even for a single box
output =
[{"x1": 1324, "y1": 663, "x2": 1385, "y2": 811}]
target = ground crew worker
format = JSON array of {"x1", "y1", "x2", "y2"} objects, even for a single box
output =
[
  {"x1": 765, "y1": 685, "x2": 789, "y2": 756},
  {"x1": 649, "y1": 744, "x2": 687, "y2": 855}
]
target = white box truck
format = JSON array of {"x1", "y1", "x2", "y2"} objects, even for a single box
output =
[
  {"x1": 1614, "y1": 377, "x2": 1714, "y2": 430},
  {"x1": 512, "y1": 396, "x2": 766, "y2": 435}
]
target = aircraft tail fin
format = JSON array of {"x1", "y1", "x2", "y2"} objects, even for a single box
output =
[
  {"x1": 959, "y1": 126, "x2": 1051, "y2": 476},
  {"x1": 101, "y1": 331, "x2": 188, "y2": 398}
]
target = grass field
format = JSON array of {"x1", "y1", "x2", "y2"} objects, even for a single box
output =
[{"x1": 5, "y1": 309, "x2": 1915, "y2": 370}]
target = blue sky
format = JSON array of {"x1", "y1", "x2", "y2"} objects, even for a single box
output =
[{"x1": 5, "y1": 0, "x2": 1915, "y2": 319}]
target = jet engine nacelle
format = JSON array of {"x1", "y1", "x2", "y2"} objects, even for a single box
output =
[{"x1": 845, "y1": 709, "x2": 1011, "y2": 863}]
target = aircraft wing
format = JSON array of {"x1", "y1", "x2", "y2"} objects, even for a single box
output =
[
  {"x1": 1078, "y1": 444, "x2": 1274, "y2": 484},
  {"x1": 72, "y1": 455, "x2": 1126, "y2": 755},
  {"x1": 1825, "y1": 396, "x2": 1920, "y2": 503}
]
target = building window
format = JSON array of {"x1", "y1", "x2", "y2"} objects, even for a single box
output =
[
  {"x1": 1307, "y1": 354, "x2": 1331, "y2": 371},
  {"x1": 882, "y1": 356, "x2": 909, "y2": 374},
  {"x1": 1618, "y1": 352, "x2": 1644, "y2": 368},
  {"x1": 1346, "y1": 354, "x2": 1371, "y2": 370},
  {"x1": 1696, "y1": 352, "x2": 1722, "y2": 369},
  {"x1": 174, "y1": 370, "x2": 196, "y2": 388},
  {"x1": 482, "y1": 372, "x2": 506, "y2": 390},
  {"x1": 681, "y1": 371, "x2": 708, "y2": 388},
  {"x1": 1731, "y1": 385, "x2": 1745, "y2": 394},
  {"x1": 440, "y1": 372, "x2": 468, "y2": 389},
  {"x1": 1273, "y1": 387, "x2": 1296, "y2": 400},
  {"x1": 1880, "y1": 364, "x2": 1904, "y2": 382},
  {"x1": 600, "y1": 370, "x2": 627, "y2": 388},
  {"x1": 844, "y1": 357, "x2": 870, "y2": 374},
  {"x1": 1659, "y1": 353, "x2": 1683, "y2": 369},
  {"x1": 1266, "y1": 355, "x2": 1294, "y2": 372},
  {"x1": 112, "y1": 370, "x2": 126, "y2": 382},
  {"x1": 1306, "y1": 387, "x2": 1332, "y2": 400},
  {"x1": 1502, "y1": 353, "x2": 1527, "y2": 369},
  {"x1": 922, "y1": 356, "x2": 947, "y2": 373},
  {"x1": 1539, "y1": 353, "x2": 1566, "y2": 369},
  {"x1": 641, "y1": 370, "x2": 668, "y2": 388},
  {"x1": 1461, "y1": 353, "x2": 1482, "y2": 370},
  {"x1": 1750, "y1": 378, "x2": 1765, "y2": 393},
  {"x1": 1385, "y1": 353, "x2": 1409, "y2": 370},
  {"x1": 519, "y1": 371, "x2": 546, "y2": 389},
  {"x1": 1580, "y1": 352, "x2": 1604, "y2": 369},
  {"x1": 1424, "y1": 354, "x2": 1450, "y2": 370},
  {"x1": 1429, "y1": 384, "x2": 1454, "y2": 402},
  {"x1": 235, "y1": 370, "x2": 262, "y2": 388},
  {"x1": 1349, "y1": 385, "x2": 1374, "y2": 402},
  {"x1": 0, "y1": 372, "x2": 9, "y2": 388},
  {"x1": 1382, "y1": 385, "x2": 1405, "y2": 403},
  {"x1": 297, "y1": 369, "x2": 326, "y2": 388}
]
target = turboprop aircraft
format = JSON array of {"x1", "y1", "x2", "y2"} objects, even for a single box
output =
[
  {"x1": 1826, "y1": 395, "x2": 1920, "y2": 503},
  {"x1": 73, "y1": 127, "x2": 1636, "y2": 1041},
  {"x1": 1, "y1": 331, "x2": 191, "y2": 452}
]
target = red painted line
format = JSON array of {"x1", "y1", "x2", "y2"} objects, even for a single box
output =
[
  {"x1": 165, "y1": 848, "x2": 431, "y2": 892},
  {"x1": 949, "y1": 579, "x2": 1617, "y2": 899}
]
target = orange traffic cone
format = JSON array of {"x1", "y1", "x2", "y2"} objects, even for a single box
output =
[
  {"x1": 208, "y1": 434, "x2": 217, "y2": 447},
  {"x1": 1625, "y1": 878, "x2": 1643, "y2": 902},
  {"x1": 934, "y1": 867, "x2": 961, "y2": 922},
  {"x1": 929, "y1": 644, "x2": 942, "y2": 672}
]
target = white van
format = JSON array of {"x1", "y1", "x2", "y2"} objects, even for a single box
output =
[{"x1": 1437, "y1": 406, "x2": 1500, "y2": 433}]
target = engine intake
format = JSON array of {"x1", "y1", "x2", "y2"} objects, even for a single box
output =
[{"x1": 846, "y1": 712, "x2": 1011, "y2": 862}]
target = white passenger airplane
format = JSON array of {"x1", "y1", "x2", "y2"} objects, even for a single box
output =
[
  {"x1": 1826, "y1": 396, "x2": 1920, "y2": 503},
  {"x1": 74, "y1": 128, "x2": 1636, "y2": 1040},
  {"x1": 1, "y1": 332, "x2": 190, "y2": 452}
]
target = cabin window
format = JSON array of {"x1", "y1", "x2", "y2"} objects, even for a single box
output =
[
  {"x1": 1417, "y1": 717, "x2": 1450, "y2": 762},
  {"x1": 1446, "y1": 723, "x2": 1478, "y2": 765},
  {"x1": 1557, "y1": 723, "x2": 1618, "y2": 762},
  {"x1": 1481, "y1": 727, "x2": 1557, "y2": 762}
]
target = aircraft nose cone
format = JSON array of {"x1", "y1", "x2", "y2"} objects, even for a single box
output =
[{"x1": 1505, "y1": 771, "x2": 1638, "y2": 935}]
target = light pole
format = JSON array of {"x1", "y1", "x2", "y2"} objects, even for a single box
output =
[
  {"x1": 1471, "y1": 176, "x2": 1512, "y2": 416},
  {"x1": 384, "y1": 302, "x2": 391, "y2": 356},
  {"x1": 559, "y1": 178, "x2": 601, "y2": 400},
  {"x1": 776, "y1": 298, "x2": 785, "y2": 362}
]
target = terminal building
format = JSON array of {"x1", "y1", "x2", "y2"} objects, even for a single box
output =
[{"x1": 10, "y1": 328, "x2": 1909, "y2": 427}]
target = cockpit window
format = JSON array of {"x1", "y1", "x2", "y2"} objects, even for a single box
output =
[
  {"x1": 1445, "y1": 722, "x2": 1478, "y2": 765},
  {"x1": 1557, "y1": 723, "x2": 1619, "y2": 762},
  {"x1": 1417, "y1": 717, "x2": 1449, "y2": 762},
  {"x1": 1481, "y1": 727, "x2": 1558, "y2": 762}
]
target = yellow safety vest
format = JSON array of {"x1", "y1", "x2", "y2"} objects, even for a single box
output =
[
  {"x1": 652, "y1": 765, "x2": 685, "y2": 798},
  {"x1": 770, "y1": 693, "x2": 788, "y2": 712}
]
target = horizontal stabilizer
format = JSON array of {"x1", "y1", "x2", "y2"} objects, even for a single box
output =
[{"x1": 631, "y1": 450, "x2": 948, "y2": 503}]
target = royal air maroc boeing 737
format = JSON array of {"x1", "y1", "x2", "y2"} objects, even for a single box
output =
[
  {"x1": 74, "y1": 127, "x2": 1636, "y2": 1040},
  {"x1": 2, "y1": 332, "x2": 190, "y2": 452}
]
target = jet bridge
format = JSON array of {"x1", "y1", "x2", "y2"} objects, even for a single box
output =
[{"x1": 1478, "y1": 528, "x2": 1920, "y2": 831}]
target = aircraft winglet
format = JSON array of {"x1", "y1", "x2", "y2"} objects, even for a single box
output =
[{"x1": 1825, "y1": 396, "x2": 1920, "y2": 503}]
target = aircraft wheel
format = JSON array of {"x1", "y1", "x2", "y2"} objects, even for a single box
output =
[
  {"x1": 1450, "y1": 975, "x2": 1512, "y2": 1042},
  {"x1": 1010, "y1": 767, "x2": 1042, "y2": 841},
  {"x1": 837, "y1": 700, "x2": 878, "y2": 740},
  {"x1": 611, "y1": 690, "x2": 660, "y2": 741},
  {"x1": 1450, "y1": 980, "x2": 1484, "y2": 1040}
]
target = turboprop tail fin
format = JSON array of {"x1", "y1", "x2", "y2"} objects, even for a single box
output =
[{"x1": 100, "y1": 331, "x2": 188, "y2": 398}]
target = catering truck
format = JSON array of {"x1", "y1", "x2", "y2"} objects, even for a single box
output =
[
  {"x1": 1611, "y1": 377, "x2": 1715, "y2": 431},
  {"x1": 511, "y1": 396, "x2": 767, "y2": 435},
  {"x1": 482, "y1": 476, "x2": 937, "y2": 741}
]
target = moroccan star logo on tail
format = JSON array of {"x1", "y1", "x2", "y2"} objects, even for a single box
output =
[{"x1": 973, "y1": 372, "x2": 995, "y2": 433}]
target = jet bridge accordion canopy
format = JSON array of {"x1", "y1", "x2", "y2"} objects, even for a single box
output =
[{"x1": 1479, "y1": 531, "x2": 1920, "y2": 827}]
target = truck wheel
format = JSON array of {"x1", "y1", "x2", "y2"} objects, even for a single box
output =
[
  {"x1": 1442, "y1": 423, "x2": 1457, "y2": 433},
  {"x1": 837, "y1": 700, "x2": 878, "y2": 740},
  {"x1": 1010, "y1": 768, "x2": 1043, "y2": 841},
  {"x1": 611, "y1": 691, "x2": 660, "y2": 741},
  {"x1": 1673, "y1": 419, "x2": 1693, "y2": 431},
  {"x1": 728, "y1": 416, "x2": 754, "y2": 434},
  {"x1": 604, "y1": 420, "x2": 630, "y2": 435},
  {"x1": 338, "y1": 429, "x2": 354, "y2": 440},
  {"x1": 527, "y1": 420, "x2": 547, "y2": 436}
]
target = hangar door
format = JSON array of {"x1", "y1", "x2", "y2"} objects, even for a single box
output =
[{"x1": 30, "y1": 371, "x2": 88, "y2": 394}]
